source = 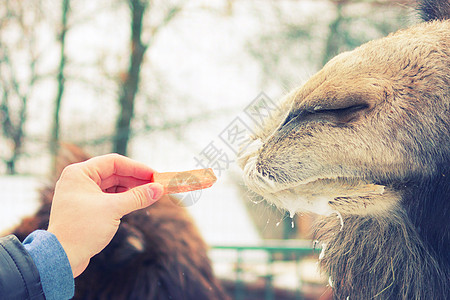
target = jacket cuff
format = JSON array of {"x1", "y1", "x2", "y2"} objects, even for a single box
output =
[
  {"x1": 23, "y1": 230, "x2": 74, "y2": 300},
  {"x1": 0, "y1": 235, "x2": 45, "y2": 299}
]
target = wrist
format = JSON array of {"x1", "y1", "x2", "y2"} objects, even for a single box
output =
[
  {"x1": 47, "y1": 227, "x2": 88, "y2": 278},
  {"x1": 23, "y1": 230, "x2": 75, "y2": 299}
]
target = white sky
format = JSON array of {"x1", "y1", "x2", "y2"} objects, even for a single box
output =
[{"x1": 1, "y1": 0, "x2": 333, "y2": 245}]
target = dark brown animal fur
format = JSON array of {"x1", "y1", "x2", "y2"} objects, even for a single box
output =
[{"x1": 11, "y1": 145, "x2": 229, "y2": 300}]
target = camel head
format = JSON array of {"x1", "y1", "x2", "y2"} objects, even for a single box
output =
[{"x1": 239, "y1": 15, "x2": 449, "y2": 218}]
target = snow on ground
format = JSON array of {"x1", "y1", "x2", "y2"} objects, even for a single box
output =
[
  {"x1": 186, "y1": 175, "x2": 261, "y2": 245},
  {"x1": 0, "y1": 176, "x2": 43, "y2": 233}
]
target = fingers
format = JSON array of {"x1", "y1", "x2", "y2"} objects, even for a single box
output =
[
  {"x1": 104, "y1": 186, "x2": 130, "y2": 193},
  {"x1": 83, "y1": 154, "x2": 156, "y2": 183},
  {"x1": 113, "y1": 183, "x2": 164, "y2": 216},
  {"x1": 100, "y1": 174, "x2": 150, "y2": 191},
  {"x1": 61, "y1": 153, "x2": 164, "y2": 216}
]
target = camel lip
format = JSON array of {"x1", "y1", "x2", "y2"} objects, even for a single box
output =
[
  {"x1": 244, "y1": 166, "x2": 326, "y2": 195},
  {"x1": 261, "y1": 176, "x2": 386, "y2": 199},
  {"x1": 241, "y1": 144, "x2": 385, "y2": 197}
]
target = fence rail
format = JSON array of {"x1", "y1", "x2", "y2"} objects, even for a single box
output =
[{"x1": 211, "y1": 240, "x2": 324, "y2": 300}]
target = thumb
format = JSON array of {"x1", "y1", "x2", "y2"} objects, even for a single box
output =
[{"x1": 115, "y1": 183, "x2": 164, "y2": 216}]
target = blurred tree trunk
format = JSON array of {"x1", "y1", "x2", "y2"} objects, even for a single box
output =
[
  {"x1": 113, "y1": 1, "x2": 182, "y2": 156},
  {"x1": 50, "y1": 0, "x2": 70, "y2": 172},
  {"x1": 113, "y1": 0, "x2": 148, "y2": 156},
  {"x1": 0, "y1": 83, "x2": 28, "y2": 175},
  {"x1": 322, "y1": 2, "x2": 345, "y2": 66},
  {"x1": 0, "y1": 1, "x2": 41, "y2": 174}
]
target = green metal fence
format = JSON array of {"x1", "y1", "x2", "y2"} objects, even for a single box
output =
[{"x1": 211, "y1": 240, "x2": 322, "y2": 300}]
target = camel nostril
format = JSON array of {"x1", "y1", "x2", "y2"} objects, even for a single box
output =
[
  {"x1": 256, "y1": 160, "x2": 265, "y2": 175},
  {"x1": 259, "y1": 168, "x2": 269, "y2": 178},
  {"x1": 255, "y1": 161, "x2": 277, "y2": 182}
]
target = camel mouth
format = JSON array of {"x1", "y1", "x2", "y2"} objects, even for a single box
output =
[
  {"x1": 240, "y1": 142, "x2": 382, "y2": 195},
  {"x1": 247, "y1": 169, "x2": 385, "y2": 200},
  {"x1": 246, "y1": 172, "x2": 387, "y2": 216},
  {"x1": 240, "y1": 144, "x2": 387, "y2": 215},
  {"x1": 238, "y1": 139, "x2": 312, "y2": 193}
]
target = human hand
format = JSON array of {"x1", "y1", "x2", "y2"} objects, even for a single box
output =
[{"x1": 47, "y1": 154, "x2": 163, "y2": 278}]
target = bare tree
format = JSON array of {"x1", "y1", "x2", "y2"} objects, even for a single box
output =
[
  {"x1": 0, "y1": 1, "x2": 43, "y2": 174},
  {"x1": 49, "y1": 0, "x2": 70, "y2": 171},
  {"x1": 322, "y1": 0, "x2": 413, "y2": 66},
  {"x1": 113, "y1": 0, "x2": 182, "y2": 155},
  {"x1": 322, "y1": 2, "x2": 345, "y2": 66},
  {"x1": 247, "y1": 0, "x2": 412, "y2": 88}
]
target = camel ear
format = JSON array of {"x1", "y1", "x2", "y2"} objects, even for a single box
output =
[
  {"x1": 98, "y1": 223, "x2": 147, "y2": 270},
  {"x1": 419, "y1": 0, "x2": 450, "y2": 22}
]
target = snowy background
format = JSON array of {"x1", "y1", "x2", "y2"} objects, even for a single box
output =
[{"x1": 0, "y1": 0, "x2": 415, "y2": 294}]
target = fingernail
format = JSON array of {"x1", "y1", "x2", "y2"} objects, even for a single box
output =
[
  {"x1": 147, "y1": 187, "x2": 154, "y2": 200},
  {"x1": 149, "y1": 184, "x2": 163, "y2": 200}
]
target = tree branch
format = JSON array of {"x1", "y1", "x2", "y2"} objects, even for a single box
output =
[{"x1": 50, "y1": 0, "x2": 70, "y2": 171}]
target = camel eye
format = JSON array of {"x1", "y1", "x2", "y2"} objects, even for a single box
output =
[
  {"x1": 310, "y1": 104, "x2": 368, "y2": 120},
  {"x1": 281, "y1": 104, "x2": 368, "y2": 127},
  {"x1": 280, "y1": 109, "x2": 313, "y2": 128},
  {"x1": 309, "y1": 104, "x2": 369, "y2": 124},
  {"x1": 281, "y1": 111, "x2": 299, "y2": 127}
]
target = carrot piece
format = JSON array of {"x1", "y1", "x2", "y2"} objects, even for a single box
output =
[{"x1": 152, "y1": 168, "x2": 217, "y2": 195}]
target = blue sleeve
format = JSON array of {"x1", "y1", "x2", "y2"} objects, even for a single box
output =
[{"x1": 23, "y1": 230, "x2": 75, "y2": 300}]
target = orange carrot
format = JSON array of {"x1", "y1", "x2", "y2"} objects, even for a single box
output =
[{"x1": 152, "y1": 168, "x2": 217, "y2": 194}]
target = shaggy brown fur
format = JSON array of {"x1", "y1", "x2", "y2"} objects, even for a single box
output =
[
  {"x1": 11, "y1": 144, "x2": 229, "y2": 300},
  {"x1": 239, "y1": 0, "x2": 449, "y2": 299}
]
